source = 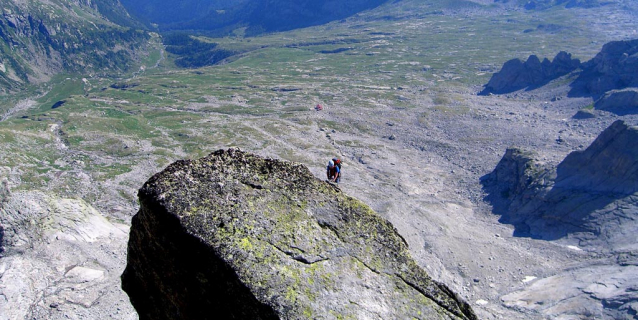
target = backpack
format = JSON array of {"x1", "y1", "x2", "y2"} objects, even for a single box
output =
[{"x1": 332, "y1": 158, "x2": 342, "y2": 176}]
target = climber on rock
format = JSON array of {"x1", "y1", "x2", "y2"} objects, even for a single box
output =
[{"x1": 326, "y1": 158, "x2": 341, "y2": 183}]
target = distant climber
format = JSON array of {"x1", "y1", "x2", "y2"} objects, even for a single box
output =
[
  {"x1": 327, "y1": 158, "x2": 341, "y2": 183},
  {"x1": 315, "y1": 104, "x2": 323, "y2": 111}
]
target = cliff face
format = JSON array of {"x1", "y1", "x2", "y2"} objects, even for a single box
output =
[
  {"x1": 122, "y1": 148, "x2": 476, "y2": 320},
  {"x1": 556, "y1": 120, "x2": 638, "y2": 195}
]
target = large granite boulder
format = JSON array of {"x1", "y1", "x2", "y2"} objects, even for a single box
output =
[
  {"x1": 479, "y1": 51, "x2": 580, "y2": 95},
  {"x1": 121, "y1": 148, "x2": 477, "y2": 320}
]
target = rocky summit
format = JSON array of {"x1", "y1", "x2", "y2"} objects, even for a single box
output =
[{"x1": 121, "y1": 148, "x2": 477, "y2": 320}]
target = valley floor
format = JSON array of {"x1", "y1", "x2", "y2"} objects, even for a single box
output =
[{"x1": 1, "y1": 1, "x2": 638, "y2": 319}]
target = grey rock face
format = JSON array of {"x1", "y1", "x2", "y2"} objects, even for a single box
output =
[
  {"x1": 556, "y1": 120, "x2": 638, "y2": 195},
  {"x1": 480, "y1": 51, "x2": 580, "y2": 95},
  {"x1": 483, "y1": 120, "x2": 638, "y2": 241},
  {"x1": 483, "y1": 121, "x2": 638, "y2": 319},
  {"x1": 0, "y1": 190, "x2": 136, "y2": 320},
  {"x1": 570, "y1": 39, "x2": 638, "y2": 97},
  {"x1": 122, "y1": 148, "x2": 477, "y2": 320},
  {"x1": 594, "y1": 88, "x2": 638, "y2": 115}
]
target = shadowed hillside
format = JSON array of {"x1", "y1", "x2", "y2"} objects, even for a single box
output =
[{"x1": 120, "y1": 0, "x2": 388, "y2": 36}]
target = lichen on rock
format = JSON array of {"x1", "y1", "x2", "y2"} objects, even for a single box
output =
[{"x1": 122, "y1": 148, "x2": 477, "y2": 320}]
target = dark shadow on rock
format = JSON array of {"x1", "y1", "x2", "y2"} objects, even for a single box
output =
[
  {"x1": 482, "y1": 121, "x2": 638, "y2": 240},
  {"x1": 509, "y1": 182, "x2": 630, "y2": 240},
  {"x1": 568, "y1": 39, "x2": 638, "y2": 98},
  {"x1": 122, "y1": 196, "x2": 279, "y2": 320}
]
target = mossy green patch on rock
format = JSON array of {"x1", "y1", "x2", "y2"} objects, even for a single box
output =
[{"x1": 122, "y1": 148, "x2": 477, "y2": 320}]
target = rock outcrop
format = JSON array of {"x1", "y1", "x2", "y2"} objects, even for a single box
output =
[
  {"x1": 594, "y1": 88, "x2": 638, "y2": 115},
  {"x1": 569, "y1": 38, "x2": 638, "y2": 97},
  {"x1": 482, "y1": 120, "x2": 638, "y2": 242},
  {"x1": 479, "y1": 51, "x2": 580, "y2": 95},
  {"x1": 483, "y1": 120, "x2": 638, "y2": 319},
  {"x1": 481, "y1": 39, "x2": 638, "y2": 98},
  {"x1": 480, "y1": 147, "x2": 551, "y2": 216},
  {"x1": 121, "y1": 148, "x2": 477, "y2": 320}
]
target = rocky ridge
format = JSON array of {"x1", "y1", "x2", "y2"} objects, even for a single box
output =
[
  {"x1": 122, "y1": 148, "x2": 477, "y2": 320},
  {"x1": 479, "y1": 51, "x2": 580, "y2": 95},
  {"x1": 482, "y1": 38, "x2": 638, "y2": 101}
]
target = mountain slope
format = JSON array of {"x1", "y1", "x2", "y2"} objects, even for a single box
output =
[
  {"x1": 119, "y1": 0, "x2": 388, "y2": 36},
  {"x1": 0, "y1": 0, "x2": 151, "y2": 92}
]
